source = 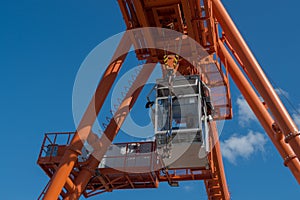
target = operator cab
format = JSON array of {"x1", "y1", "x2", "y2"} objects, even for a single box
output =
[{"x1": 147, "y1": 74, "x2": 213, "y2": 169}]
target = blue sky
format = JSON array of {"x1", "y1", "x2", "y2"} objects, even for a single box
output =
[{"x1": 1, "y1": 0, "x2": 300, "y2": 199}]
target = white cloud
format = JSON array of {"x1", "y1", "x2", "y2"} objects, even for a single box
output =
[
  {"x1": 292, "y1": 111, "x2": 300, "y2": 129},
  {"x1": 272, "y1": 88, "x2": 300, "y2": 129},
  {"x1": 140, "y1": 136, "x2": 155, "y2": 142},
  {"x1": 221, "y1": 131, "x2": 267, "y2": 164},
  {"x1": 183, "y1": 185, "x2": 193, "y2": 192},
  {"x1": 273, "y1": 89, "x2": 300, "y2": 129},
  {"x1": 236, "y1": 96, "x2": 257, "y2": 126},
  {"x1": 274, "y1": 88, "x2": 289, "y2": 99},
  {"x1": 236, "y1": 88, "x2": 290, "y2": 127}
]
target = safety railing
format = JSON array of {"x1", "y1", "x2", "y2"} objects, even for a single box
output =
[
  {"x1": 98, "y1": 141, "x2": 158, "y2": 172},
  {"x1": 38, "y1": 132, "x2": 75, "y2": 160}
]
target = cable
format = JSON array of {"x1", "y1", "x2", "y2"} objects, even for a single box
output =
[
  {"x1": 263, "y1": 69, "x2": 300, "y2": 116},
  {"x1": 101, "y1": 65, "x2": 143, "y2": 130}
]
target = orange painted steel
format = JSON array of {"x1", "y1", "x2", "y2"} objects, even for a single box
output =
[
  {"x1": 205, "y1": 121, "x2": 230, "y2": 199},
  {"x1": 42, "y1": 34, "x2": 132, "y2": 200},
  {"x1": 38, "y1": 133, "x2": 215, "y2": 198},
  {"x1": 218, "y1": 40, "x2": 300, "y2": 183},
  {"x1": 38, "y1": 0, "x2": 300, "y2": 200},
  {"x1": 212, "y1": 0, "x2": 300, "y2": 160},
  {"x1": 64, "y1": 61, "x2": 157, "y2": 199}
]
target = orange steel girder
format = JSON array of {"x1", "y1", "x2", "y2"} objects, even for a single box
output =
[
  {"x1": 42, "y1": 33, "x2": 132, "y2": 200},
  {"x1": 212, "y1": 0, "x2": 300, "y2": 161},
  {"x1": 205, "y1": 121, "x2": 230, "y2": 200},
  {"x1": 217, "y1": 40, "x2": 300, "y2": 183},
  {"x1": 212, "y1": 0, "x2": 300, "y2": 183},
  {"x1": 64, "y1": 61, "x2": 157, "y2": 199},
  {"x1": 40, "y1": 0, "x2": 300, "y2": 200}
]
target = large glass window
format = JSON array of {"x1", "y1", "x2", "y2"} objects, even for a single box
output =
[{"x1": 156, "y1": 95, "x2": 200, "y2": 132}]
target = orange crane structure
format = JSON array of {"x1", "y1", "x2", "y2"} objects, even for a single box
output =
[{"x1": 37, "y1": 0, "x2": 300, "y2": 199}]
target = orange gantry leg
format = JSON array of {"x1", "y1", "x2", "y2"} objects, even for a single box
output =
[
  {"x1": 217, "y1": 39, "x2": 300, "y2": 183},
  {"x1": 212, "y1": 0, "x2": 300, "y2": 161},
  {"x1": 205, "y1": 121, "x2": 230, "y2": 200},
  {"x1": 43, "y1": 33, "x2": 132, "y2": 200},
  {"x1": 64, "y1": 61, "x2": 157, "y2": 199}
]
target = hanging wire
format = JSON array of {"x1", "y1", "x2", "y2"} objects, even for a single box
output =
[
  {"x1": 176, "y1": 34, "x2": 183, "y2": 55},
  {"x1": 101, "y1": 65, "x2": 143, "y2": 129},
  {"x1": 162, "y1": 28, "x2": 168, "y2": 57},
  {"x1": 263, "y1": 68, "x2": 300, "y2": 116}
]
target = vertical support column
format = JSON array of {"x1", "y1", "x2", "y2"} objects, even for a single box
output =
[
  {"x1": 43, "y1": 34, "x2": 132, "y2": 200},
  {"x1": 218, "y1": 40, "x2": 300, "y2": 183},
  {"x1": 65, "y1": 61, "x2": 157, "y2": 199},
  {"x1": 212, "y1": 0, "x2": 300, "y2": 160},
  {"x1": 205, "y1": 121, "x2": 230, "y2": 200}
]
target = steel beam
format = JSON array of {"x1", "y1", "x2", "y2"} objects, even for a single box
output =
[
  {"x1": 42, "y1": 33, "x2": 132, "y2": 200},
  {"x1": 64, "y1": 61, "x2": 157, "y2": 199},
  {"x1": 205, "y1": 121, "x2": 230, "y2": 200},
  {"x1": 212, "y1": 0, "x2": 300, "y2": 161},
  {"x1": 218, "y1": 40, "x2": 300, "y2": 183}
]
